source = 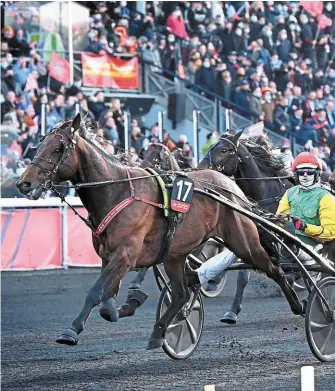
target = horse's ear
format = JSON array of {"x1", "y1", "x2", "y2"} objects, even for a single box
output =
[
  {"x1": 71, "y1": 113, "x2": 81, "y2": 134},
  {"x1": 232, "y1": 128, "x2": 244, "y2": 143}
]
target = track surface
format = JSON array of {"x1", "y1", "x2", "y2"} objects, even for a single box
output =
[{"x1": 2, "y1": 269, "x2": 334, "y2": 391}]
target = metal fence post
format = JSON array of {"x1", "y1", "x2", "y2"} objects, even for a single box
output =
[
  {"x1": 124, "y1": 111, "x2": 131, "y2": 152},
  {"x1": 75, "y1": 102, "x2": 80, "y2": 116},
  {"x1": 214, "y1": 98, "x2": 220, "y2": 133},
  {"x1": 61, "y1": 204, "x2": 68, "y2": 270},
  {"x1": 41, "y1": 103, "x2": 47, "y2": 136},
  {"x1": 158, "y1": 111, "x2": 164, "y2": 142},
  {"x1": 193, "y1": 110, "x2": 200, "y2": 165}
]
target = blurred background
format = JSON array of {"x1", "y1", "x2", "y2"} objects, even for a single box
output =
[{"x1": 1, "y1": 0, "x2": 335, "y2": 199}]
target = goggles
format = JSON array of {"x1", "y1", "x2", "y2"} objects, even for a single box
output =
[{"x1": 296, "y1": 169, "x2": 318, "y2": 176}]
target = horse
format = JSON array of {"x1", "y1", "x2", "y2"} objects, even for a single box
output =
[
  {"x1": 16, "y1": 114, "x2": 306, "y2": 350},
  {"x1": 199, "y1": 130, "x2": 335, "y2": 324},
  {"x1": 118, "y1": 142, "x2": 224, "y2": 318}
]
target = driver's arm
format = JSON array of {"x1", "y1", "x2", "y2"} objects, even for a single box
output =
[
  {"x1": 304, "y1": 193, "x2": 335, "y2": 241},
  {"x1": 276, "y1": 191, "x2": 290, "y2": 215}
]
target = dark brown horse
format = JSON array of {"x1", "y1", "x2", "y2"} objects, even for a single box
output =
[{"x1": 16, "y1": 115, "x2": 305, "y2": 350}]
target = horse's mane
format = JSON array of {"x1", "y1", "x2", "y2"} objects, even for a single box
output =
[{"x1": 77, "y1": 118, "x2": 126, "y2": 168}]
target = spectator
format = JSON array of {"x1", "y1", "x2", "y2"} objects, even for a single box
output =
[
  {"x1": 195, "y1": 58, "x2": 217, "y2": 95},
  {"x1": 290, "y1": 108, "x2": 303, "y2": 136},
  {"x1": 273, "y1": 97, "x2": 290, "y2": 135},
  {"x1": 262, "y1": 89, "x2": 276, "y2": 129},
  {"x1": 249, "y1": 87, "x2": 263, "y2": 123},
  {"x1": 302, "y1": 91, "x2": 317, "y2": 121},
  {"x1": 130, "y1": 125, "x2": 144, "y2": 154},
  {"x1": 280, "y1": 138, "x2": 294, "y2": 172},
  {"x1": 104, "y1": 116, "x2": 120, "y2": 145},
  {"x1": 166, "y1": 8, "x2": 189, "y2": 40},
  {"x1": 325, "y1": 101, "x2": 335, "y2": 128},
  {"x1": 47, "y1": 94, "x2": 66, "y2": 132},
  {"x1": 89, "y1": 91, "x2": 107, "y2": 121},
  {"x1": 1, "y1": 91, "x2": 17, "y2": 120},
  {"x1": 234, "y1": 80, "x2": 250, "y2": 117},
  {"x1": 216, "y1": 69, "x2": 234, "y2": 103}
]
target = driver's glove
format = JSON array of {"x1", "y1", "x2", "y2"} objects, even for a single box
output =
[{"x1": 291, "y1": 217, "x2": 307, "y2": 232}]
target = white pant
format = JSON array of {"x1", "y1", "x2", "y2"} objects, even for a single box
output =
[{"x1": 197, "y1": 249, "x2": 238, "y2": 285}]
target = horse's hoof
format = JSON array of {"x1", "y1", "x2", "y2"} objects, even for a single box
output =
[
  {"x1": 99, "y1": 302, "x2": 119, "y2": 322},
  {"x1": 56, "y1": 328, "x2": 79, "y2": 346},
  {"x1": 146, "y1": 337, "x2": 164, "y2": 350},
  {"x1": 118, "y1": 303, "x2": 136, "y2": 318},
  {"x1": 220, "y1": 310, "x2": 238, "y2": 324}
]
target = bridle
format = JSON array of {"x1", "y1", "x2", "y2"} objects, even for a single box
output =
[
  {"x1": 143, "y1": 142, "x2": 171, "y2": 170},
  {"x1": 203, "y1": 137, "x2": 239, "y2": 172},
  {"x1": 30, "y1": 123, "x2": 77, "y2": 191}
]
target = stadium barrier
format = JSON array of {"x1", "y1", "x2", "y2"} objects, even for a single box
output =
[{"x1": 1, "y1": 198, "x2": 100, "y2": 271}]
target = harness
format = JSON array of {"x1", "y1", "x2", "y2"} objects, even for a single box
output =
[{"x1": 95, "y1": 168, "x2": 170, "y2": 235}]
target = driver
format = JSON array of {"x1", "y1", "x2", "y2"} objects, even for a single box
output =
[{"x1": 277, "y1": 152, "x2": 335, "y2": 252}]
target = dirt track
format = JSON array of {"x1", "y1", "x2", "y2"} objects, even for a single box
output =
[{"x1": 2, "y1": 269, "x2": 334, "y2": 391}]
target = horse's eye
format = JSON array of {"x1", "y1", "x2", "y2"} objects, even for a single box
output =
[
  {"x1": 54, "y1": 148, "x2": 61, "y2": 153},
  {"x1": 221, "y1": 149, "x2": 227, "y2": 153}
]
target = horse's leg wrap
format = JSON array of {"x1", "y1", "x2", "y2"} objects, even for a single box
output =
[{"x1": 118, "y1": 289, "x2": 148, "y2": 318}]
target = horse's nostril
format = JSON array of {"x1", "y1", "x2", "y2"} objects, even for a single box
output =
[{"x1": 20, "y1": 182, "x2": 32, "y2": 190}]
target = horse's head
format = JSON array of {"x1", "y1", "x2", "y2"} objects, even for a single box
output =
[
  {"x1": 16, "y1": 113, "x2": 81, "y2": 199},
  {"x1": 141, "y1": 142, "x2": 174, "y2": 170},
  {"x1": 199, "y1": 130, "x2": 244, "y2": 176},
  {"x1": 330, "y1": 169, "x2": 335, "y2": 191},
  {"x1": 172, "y1": 148, "x2": 195, "y2": 169}
]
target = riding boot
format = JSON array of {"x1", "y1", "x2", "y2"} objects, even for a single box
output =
[{"x1": 118, "y1": 289, "x2": 148, "y2": 318}]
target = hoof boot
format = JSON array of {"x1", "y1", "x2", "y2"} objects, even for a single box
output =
[
  {"x1": 220, "y1": 310, "x2": 238, "y2": 324},
  {"x1": 56, "y1": 328, "x2": 79, "y2": 346}
]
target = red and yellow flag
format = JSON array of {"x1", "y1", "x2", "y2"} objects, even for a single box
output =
[{"x1": 81, "y1": 53, "x2": 139, "y2": 89}]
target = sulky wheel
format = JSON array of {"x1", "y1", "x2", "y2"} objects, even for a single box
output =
[
  {"x1": 200, "y1": 272, "x2": 227, "y2": 298},
  {"x1": 293, "y1": 271, "x2": 322, "y2": 298},
  {"x1": 156, "y1": 286, "x2": 204, "y2": 360},
  {"x1": 305, "y1": 276, "x2": 335, "y2": 362}
]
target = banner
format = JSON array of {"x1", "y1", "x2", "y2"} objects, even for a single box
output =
[
  {"x1": 1, "y1": 209, "x2": 62, "y2": 270},
  {"x1": 81, "y1": 53, "x2": 139, "y2": 89},
  {"x1": 299, "y1": 1, "x2": 323, "y2": 17},
  {"x1": 317, "y1": 14, "x2": 333, "y2": 30},
  {"x1": 48, "y1": 52, "x2": 71, "y2": 84}
]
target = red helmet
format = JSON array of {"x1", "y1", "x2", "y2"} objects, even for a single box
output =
[{"x1": 292, "y1": 152, "x2": 322, "y2": 172}]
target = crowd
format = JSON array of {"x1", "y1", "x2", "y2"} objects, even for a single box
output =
[{"x1": 1, "y1": 1, "x2": 335, "y2": 197}]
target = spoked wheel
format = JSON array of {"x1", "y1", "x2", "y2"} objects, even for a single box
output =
[
  {"x1": 200, "y1": 273, "x2": 227, "y2": 298},
  {"x1": 293, "y1": 272, "x2": 322, "y2": 298},
  {"x1": 157, "y1": 286, "x2": 204, "y2": 360},
  {"x1": 305, "y1": 276, "x2": 335, "y2": 362}
]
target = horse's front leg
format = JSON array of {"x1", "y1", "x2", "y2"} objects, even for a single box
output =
[
  {"x1": 56, "y1": 265, "x2": 110, "y2": 345},
  {"x1": 56, "y1": 249, "x2": 132, "y2": 346},
  {"x1": 100, "y1": 257, "x2": 120, "y2": 323},
  {"x1": 147, "y1": 257, "x2": 190, "y2": 349}
]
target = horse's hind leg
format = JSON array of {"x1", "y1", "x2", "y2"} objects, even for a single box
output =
[
  {"x1": 147, "y1": 257, "x2": 190, "y2": 350},
  {"x1": 118, "y1": 268, "x2": 149, "y2": 318},
  {"x1": 221, "y1": 269, "x2": 251, "y2": 324},
  {"x1": 249, "y1": 246, "x2": 304, "y2": 315}
]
